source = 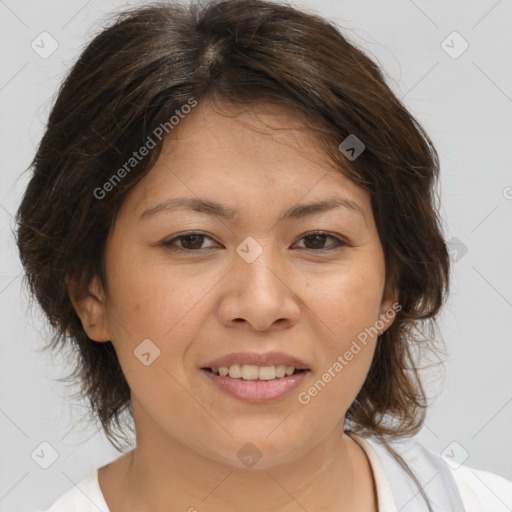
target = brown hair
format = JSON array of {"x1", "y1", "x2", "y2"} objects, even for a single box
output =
[{"x1": 15, "y1": 0, "x2": 449, "y2": 453}]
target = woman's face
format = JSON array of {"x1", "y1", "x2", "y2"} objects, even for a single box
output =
[{"x1": 84, "y1": 100, "x2": 397, "y2": 468}]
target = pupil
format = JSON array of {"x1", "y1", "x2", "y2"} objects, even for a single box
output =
[
  {"x1": 306, "y1": 234, "x2": 325, "y2": 249},
  {"x1": 184, "y1": 234, "x2": 203, "y2": 249}
]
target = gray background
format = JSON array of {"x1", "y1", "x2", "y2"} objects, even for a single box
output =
[{"x1": 1, "y1": 0, "x2": 511, "y2": 510}]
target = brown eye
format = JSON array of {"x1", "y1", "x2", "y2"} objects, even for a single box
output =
[
  {"x1": 303, "y1": 233, "x2": 328, "y2": 249},
  {"x1": 296, "y1": 232, "x2": 345, "y2": 251},
  {"x1": 180, "y1": 234, "x2": 206, "y2": 250},
  {"x1": 162, "y1": 232, "x2": 218, "y2": 251}
]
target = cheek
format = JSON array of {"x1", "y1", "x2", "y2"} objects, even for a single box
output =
[
  {"x1": 299, "y1": 274, "x2": 379, "y2": 420},
  {"x1": 304, "y1": 265, "x2": 384, "y2": 338},
  {"x1": 105, "y1": 249, "x2": 184, "y2": 330},
  {"x1": 298, "y1": 262, "x2": 383, "y2": 398},
  {"x1": 104, "y1": 253, "x2": 219, "y2": 371}
]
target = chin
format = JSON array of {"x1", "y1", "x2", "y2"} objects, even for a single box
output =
[{"x1": 202, "y1": 432, "x2": 310, "y2": 471}]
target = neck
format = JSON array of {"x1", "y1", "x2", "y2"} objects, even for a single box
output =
[{"x1": 99, "y1": 407, "x2": 376, "y2": 512}]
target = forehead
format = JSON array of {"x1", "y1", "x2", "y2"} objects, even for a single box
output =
[
  {"x1": 164, "y1": 99, "x2": 333, "y2": 168},
  {"x1": 123, "y1": 99, "x2": 370, "y2": 219}
]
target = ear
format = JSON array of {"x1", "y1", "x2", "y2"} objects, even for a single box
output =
[
  {"x1": 378, "y1": 278, "x2": 400, "y2": 334},
  {"x1": 66, "y1": 275, "x2": 110, "y2": 342}
]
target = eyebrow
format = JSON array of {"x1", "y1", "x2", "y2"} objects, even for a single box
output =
[{"x1": 140, "y1": 196, "x2": 365, "y2": 223}]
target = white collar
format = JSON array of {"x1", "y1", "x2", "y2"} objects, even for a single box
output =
[{"x1": 347, "y1": 431, "x2": 399, "y2": 512}]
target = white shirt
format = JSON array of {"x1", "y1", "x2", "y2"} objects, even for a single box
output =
[{"x1": 37, "y1": 433, "x2": 512, "y2": 511}]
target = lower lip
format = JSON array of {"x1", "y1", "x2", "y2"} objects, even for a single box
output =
[{"x1": 201, "y1": 369, "x2": 310, "y2": 403}]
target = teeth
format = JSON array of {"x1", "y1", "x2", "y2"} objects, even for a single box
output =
[
  {"x1": 212, "y1": 364, "x2": 299, "y2": 380},
  {"x1": 229, "y1": 364, "x2": 242, "y2": 379},
  {"x1": 275, "y1": 365, "x2": 286, "y2": 378},
  {"x1": 241, "y1": 365, "x2": 259, "y2": 380},
  {"x1": 285, "y1": 366, "x2": 294, "y2": 376},
  {"x1": 258, "y1": 365, "x2": 276, "y2": 380}
]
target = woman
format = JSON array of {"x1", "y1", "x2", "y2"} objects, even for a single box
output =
[{"x1": 16, "y1": 1, "x2": 511, "y2": 511}]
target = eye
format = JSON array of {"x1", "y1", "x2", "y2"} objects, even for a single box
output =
[
  {"x1": 162, "y1": 230, "x2": 347, "y2": 253},
  {"x1": 162, "y1": 232, "x2": 219, "y2": 251},
  {"x1": 294, "y1": 232, "x2": 346, "y2": 251}
]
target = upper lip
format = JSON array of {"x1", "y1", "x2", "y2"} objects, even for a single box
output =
[{"x1": 201, "y1": 351, "x2": 310, "y2": 370}]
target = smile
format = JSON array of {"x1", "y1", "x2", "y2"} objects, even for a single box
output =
[
  {"x1": 207, "y1": 363, "x2": 305, "y2": 380},
  {"x1": 201, "y1": 366, "x2": 310, "y2": 403}
]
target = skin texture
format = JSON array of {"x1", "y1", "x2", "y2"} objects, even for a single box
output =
[{"x1": 70, "y1": 99, "x2": 398, "y2": 512}]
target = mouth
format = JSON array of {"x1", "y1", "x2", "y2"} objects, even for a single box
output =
[
  {"x1": 202, "y1": 365, "x2": 309, "y2": 380},
  {"x1": 200, "y1": 365, "x2": 311, "y2": 403}
]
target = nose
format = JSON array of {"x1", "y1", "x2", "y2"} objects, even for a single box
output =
[{"x1": 216, "y1": 244, "x2": 301, "y2": 331}]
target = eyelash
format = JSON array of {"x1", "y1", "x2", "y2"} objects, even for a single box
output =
[{"x1": 161, "y1": 231, "x2": 347, "y2": 253}]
